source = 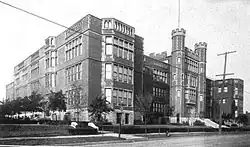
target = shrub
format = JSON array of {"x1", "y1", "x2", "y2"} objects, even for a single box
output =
[{"x1": 193, "y1": 120, "x2": 205, "y2": 126}]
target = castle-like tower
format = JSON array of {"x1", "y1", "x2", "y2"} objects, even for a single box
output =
[
  {"x1": 171, "y1": 28, "x2": 186, "y2": 117},
  {"x1": 171, "y1": 28, "x2": 207, "y2": 118},
  {"x1": 195, "y1": 42, "x2": 207, "y2": 117}
]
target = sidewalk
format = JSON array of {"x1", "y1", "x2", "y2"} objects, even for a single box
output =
[{"x1": 0, "y1": 131, "x2": 145, "y2": 141}]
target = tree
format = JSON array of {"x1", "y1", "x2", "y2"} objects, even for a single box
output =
[
  {"x1": 236, "y1": 114, "x2": 248, "y2": 126},
  {"x1": 134, "y1": 93, "x2": 153, "y2": 136},
  {"x1": 0, "y1": 99, "x2": 12, "y2": 117},
  {"x1": 28, "y1": 91, "x2": 44, "y2": 115},
  {"x1": 48, "y1": 90, "x2": 67, "y2": 120},
  {"x1": 70, "y1": 83, "x2": 86, "y2": 122},
  {"x1": 88, "y1": 95, "x2": 113, "y2": 128}
]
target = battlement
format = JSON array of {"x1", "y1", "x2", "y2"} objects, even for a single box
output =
[
  {"x1": 194, "y1": 42, "x2": 207, "y2": 49},
  {"x1": 171, "y1": 28, "x2": 186, "y2": 36},
  {"x1": 148, "y1": 51, "x2": 168, "y2": 61}
]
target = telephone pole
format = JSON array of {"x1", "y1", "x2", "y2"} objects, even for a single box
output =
[{"x1": 216, "y1": 51, "x2": 236, "y2": 134}]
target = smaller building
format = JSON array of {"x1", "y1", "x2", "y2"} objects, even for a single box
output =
[{"x1": 205, "y1": 78, "x2": 244, "y2": 120}]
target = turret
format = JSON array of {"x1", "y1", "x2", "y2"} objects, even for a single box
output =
[{"x1": 194, "y1": 42, "x2": 207, "y2": 63}]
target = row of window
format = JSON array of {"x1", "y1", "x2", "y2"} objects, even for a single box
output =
[
  {"x1": 31, "y1": 67, "x2": 39, "y2": 79},
  {"x1": 45, "y1": 73, "x2": 56, "y2": 88},
  {"x1": 105, "y1": 36, "x2": 134, "y2": 61},
  {"x1": 153, "y1": 69, "x2": 168, "y2": 83},
  {"x1": 65, "y1": 63, "x2": 82, "y2": 84},
  {"x1": 45, "y1": 51, "x2": 58, "y2": 68},
  {"x1": 109, "y1": 88, "x2": 133, "y2": 107},
  {"x1": 105, "y1": 63, "x2": 133, "y2": 84},
  {"x1": 218, "y1": 87, "x2": 228, "y2": 93},
  {"x1": 65, "y1": 35, "x2": 83, "y2": 61},
  {"x1": 152, "y1": 103, "x2": 165, "y2": 113},
  {"x1": 65, "y1": 89, "x2": 83, "y2": 106},
  {"x1": 153, "y1": 87, "x2": 168, "y2": 97}
]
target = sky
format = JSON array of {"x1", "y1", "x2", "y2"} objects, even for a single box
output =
[{"x1": 0, "y1": 0, "x2": 250, "y2": 111}]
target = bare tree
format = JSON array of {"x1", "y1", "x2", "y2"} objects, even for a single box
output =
[
  {"x1": 70, "y1": 83, "x2": 87, "y2": 122},
  {"x1": 134, "y1": 93, "x2": 153, "y2": 136}
]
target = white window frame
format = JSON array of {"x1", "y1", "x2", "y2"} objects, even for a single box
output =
[{"x1": 105, "y1": 63, "x2": 112, "y2": 79}]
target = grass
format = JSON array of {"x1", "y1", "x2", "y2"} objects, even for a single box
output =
[
  {"x1": 0, "y1": 136, "x2": 124, "y2": 145},
  {"x1": 0, "y1": 124, "x2": 70, "y2": 138}
]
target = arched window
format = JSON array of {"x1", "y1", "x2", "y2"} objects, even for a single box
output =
[
  {"x1": 104, "y1": 20, "x2": 108, "y2": 28},
  {"x1": 108, "y1": 20, "x2": 112, "y2": 28}
]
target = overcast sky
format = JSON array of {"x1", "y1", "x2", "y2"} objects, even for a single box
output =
[{"x1": 0, "y1": 0, "x2": 250, "y2": 112}]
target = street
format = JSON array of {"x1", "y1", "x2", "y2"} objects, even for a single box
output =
[{"x1": 83, "y1": 133, "x2": 250, "y2": 147}]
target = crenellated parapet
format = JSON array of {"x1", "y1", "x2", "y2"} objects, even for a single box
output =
[
  {"x1": 171, "y1": 28, "x2": 186, "y2": 37},
  {"x1": 148, "y1": 51, "x2": 168, "y2": 61},
  {"x1": 194, "y1": 42, "x2": 207, "y2": 49}
]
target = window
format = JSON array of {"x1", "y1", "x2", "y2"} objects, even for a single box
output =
[
  {"x1": 105, "y1": 45, "x2": 112, "y2": 55},
  {"x1": 105, "y1": 63, "x2": 112, "y2": 79},
  {"x1": 218, "y1": 88, "x2": 221, "y2": 93},
  {"x1": 177, "y1": 57, "x2": 181, "y2": 63},
  {"x1": 128, "y1": 68, "x2": 132, "y2": 84},
  {"x1": 200, "y1": 67, "x2": 203, "y2": 73},
  {"x1": 124, "y1": 68, "x2": 128, "y2": 82},
  {"x1": 118, "y1": 66, "x2": 123, "y2": 81},
  {"x1": 200, "y1": 95, "x2": 203, "y2": 102},
  {"x1": 235, "y1": 88, "x2": 238, "y2": 95},
  {"x1": 65, "y1": 35, "x2": 82, "y2": 61},
  {"x1": 113, "y1": 89, "x2": 117, "y2": 105},
  {"x1": 173, "y1": 74, "x2": 176, "y2": 80},
  {"x1": 65, "y1": 63, "x2": 82, "y2": 84},
  {"x1": 124, "y1": 49, "x2": 128, "y2": 59},
  {"x1": 177, "y1": 90, "x2": 181, "y2": 97},
  {"x1": 105, "y1": 36, "x2": 112, "y2": 44},
  {"x1": 113, "y1": 64, "x2": 118, "y2": 81},
  {"x1": 119, "y1": 47, "x2": 123, "y2": 57},
  {"x1": 113, "y1": 45, "x2": 118, "y2": 56},
  {"x1": 105, "y1": 88, "x2": 112, "y2": 103},
  {"x1": 223, "y1": 99, "x2": 226, "y2": 104},
  {"x1": 235, "y1": 110, "x2": 238, "y2": 117},
  {"x1": 224, "y1": 87, "x2": 228, "y2": 92},
  {"x1": 128, "y1": 91, "x2": 132, "y2": 106},
  {"x1": 235, "y1": 99, "x2": 238, "y2": 106},
  {"x1": 123, "y1": 90, "x2": 127, "y2": 106}
]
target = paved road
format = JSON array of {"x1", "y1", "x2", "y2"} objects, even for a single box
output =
[{"x1": 83, "y1": 133, "x2": 250, "y2": 147}]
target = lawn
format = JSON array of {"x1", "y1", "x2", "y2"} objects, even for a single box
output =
[
  {"x1": 0, "y1": 124, "x2": 70, "y2": 138},
  {"x1": 0, "y1": 136, "x2": 124, "y2": 145}
]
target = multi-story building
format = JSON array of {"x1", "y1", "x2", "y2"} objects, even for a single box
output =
[
  {"x1": 212, "y1": 78, "x2": 244, "y2": 119},
  {"x1": 6, "y1": 14, "x2": 141, "y2": 124}
]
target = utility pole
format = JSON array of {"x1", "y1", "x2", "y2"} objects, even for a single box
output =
[{"x1": 216, "y1": 51, "x2": 236, "y2": 134}]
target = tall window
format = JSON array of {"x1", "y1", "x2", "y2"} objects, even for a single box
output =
[
  {"x1": 65, "y1": 63, "x2": 82, "y2": 84},
  {"x1": 105, "y1": 88, "x2": 112, "y2": 103},
  {"x1": 105, "y1": 45, "x2": 112, "y2": 55},
  {"x1": 128, "y1": 91, "x2": 132, "y2": 106},
  {"x1": 218, "y1": 88, "x2": 221, "y2": 93},
  {"x1": 65, "y1": 35, "x2": 82, "y2": 61},
  {"x1": 105, "y1": 63, "x2": 112, "y2": 79},
  {"x1": 177, "y1": 90, "x2": 181, "y2": 97},
  {"x1": 113, "y1": 89, "x2": 117, "y2": 105},
  {"x1": 113, "y1": 64, "x2": 118, "y2": 81},
  {"x1": 105, "y1": 36, "x2": 112, "y2": 44},
  {"x1": 235, "y1": 99, "x2": 238, "y2": 106},
  {"x1": 177, "y1": 57, "x2": 181, "y2": 63},
  {"x1": 224, "y1": 87, "x2": 228, "y2": 92},
  {"x1": 118, "y1": 66, "x2": 123, "y2": 81}
]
